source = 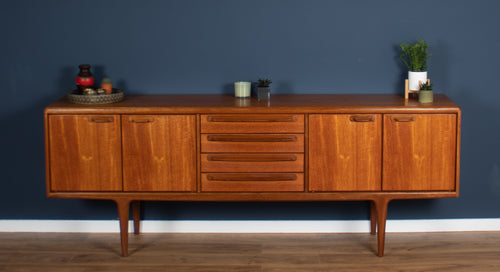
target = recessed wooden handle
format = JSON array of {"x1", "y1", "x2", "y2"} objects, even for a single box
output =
[
  {"x1": 350, "y1": 115, "x2": 375, "y2": 122},
  {"x1": 206, "y1": 115, "x2": 298, "y2": 122},
  {"x1": 206, "y1": 173, "x2": 297, "y2": 182},
  {"x1": 392, "y1": 116, "x2": 416, "y2": 122},
  {"x1": 207, "y1": 135, "x2": 297, "y2": 142},
  {"x1": 207, "y1": 154, "x2": 297, "y2": 162},
  {"x1": 129, "y1": 117, "x2": 154, "y2": 123},
  {"x1": 89, "y1": 117, "x2": 114, "y2": 123}
]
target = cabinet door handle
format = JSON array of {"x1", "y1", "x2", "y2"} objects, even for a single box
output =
[
  {"x1": 129, "y1": 117, "x2": 154, "y2": 123},
  {"x1": 350, "y1": 115, "x2": 375, "y2": 122},
  {"x1": 206, "y1": 135, "x2": 297, "y2": 142},
  {"x1": 206, "y1": 115, "x2": 298, "y2": 122},
  {"x1": 206, "y1": 173, "x2": 297, "y2": 182},
  {"x1": 391, "y1": 116, "x2": 416, "y2": 122},
  {"x1": 89, "y1": 117, "x2": 114, "y2": 123},
  {"x1": 207, "y1": 154, "x2": 297, "y2": 162}
]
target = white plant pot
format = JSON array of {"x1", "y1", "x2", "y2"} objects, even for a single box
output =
[
  {"x1": 408, "y1": 71, "x2": 428, "y2": 91},
  {"x1": 234, "y1": 82, "x2": 251, "y2": 98}
]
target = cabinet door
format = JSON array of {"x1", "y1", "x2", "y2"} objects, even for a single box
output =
[
  {"x1": 122, "y1": 115, "x2": 196, "y2": 191},
  {"x1": 48, "y1": 115, "x2": 122, "y2": 191},
  {"x1": 309, "y1": 114, "x2": 382, "y2": 191},
  {"x1": 383, "y1": 114, "x2": 457, "y2": 191}
]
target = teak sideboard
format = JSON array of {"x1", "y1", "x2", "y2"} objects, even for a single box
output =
[{"x1": 44, "y1": 94, "x2": 461, "y2": 257}]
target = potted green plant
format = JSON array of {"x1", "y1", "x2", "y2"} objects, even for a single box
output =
[
  {"x1": 400, "y1": 39, "x2": 431, "y2": 91},
  {"x1": 418, "y1": 81, "x2": 433, "y2": 103},
  {"x1": 256, "y1": 78, "x2": 272, "y2": 100}
]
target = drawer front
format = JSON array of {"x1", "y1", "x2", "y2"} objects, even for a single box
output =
[
  {"x1": 201, "y1": 173, "x2": 304, "y2": 192},
  {"x1": 201, "y1": 114, "x2": 304, "y2": 133},
  {"x1": 201, "y1": 153, "x2": 304, "y2": 172},
  {"x1": 201, "y1": 134, "x2": 304, "y2": 153}
]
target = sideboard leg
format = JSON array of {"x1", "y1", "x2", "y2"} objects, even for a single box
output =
[
  {"x1": 115, "y1": 199, "x2": 131, "y2": 257},
  {"x1": 132, "y1": 201, "x2": 141, "y2": 235},
  {"x1": 374, "y1": 198, "x2": 390, "y2": 257},
  {"x1": 370, "y1": 201, "x2": 377, "y2": 235}
]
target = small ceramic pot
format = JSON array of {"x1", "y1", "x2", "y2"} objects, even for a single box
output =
[
  {"x1": 101, "y1": 78, "x2": 113, "y2": 94},
  {"x1": 257, "y1": 87, "x2": 270, "y2": 100},
  {"x1": 419, "y1": 90, "x2": 434, "y2": 103}
]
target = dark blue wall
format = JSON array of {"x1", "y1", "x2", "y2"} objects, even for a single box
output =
[{"x1": 1, "y1": 0, "x2": 499, "y2": 220}]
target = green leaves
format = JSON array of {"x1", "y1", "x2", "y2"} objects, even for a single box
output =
[
  {"x1": 257, "y1": 78, "x2": 272, "y2": 87},
  {"x1": 399, "y1": 39, "x2": 431, "y2": 71},
  {"x1": 419, "y1": 81, "x2": 432, "y2": 90}
]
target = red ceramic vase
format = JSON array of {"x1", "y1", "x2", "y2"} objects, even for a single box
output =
[{"x1": 76, "y1": 64, "x2": 94, "y2": 92}]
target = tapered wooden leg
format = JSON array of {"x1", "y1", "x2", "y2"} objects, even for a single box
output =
[
  {"x1": 370, "y1": 201, "x2": 377, "y2": 235},
  {"x1": 132, "y1": 201, "x2": 141, "y2": 235},
  {"x1": 373, "y1": 198, "x2": 390, "y2": 257},
  {"x1": 115, "y1": 199, "x2": 131, "y2": 257}
]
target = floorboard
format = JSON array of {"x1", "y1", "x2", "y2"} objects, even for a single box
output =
[{"x1": 0, "y1": 232, "x2": 499, "y2": 271}]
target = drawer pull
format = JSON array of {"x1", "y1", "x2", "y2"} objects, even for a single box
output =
[
  {"x1": 207, "y1": 135, "x2": 297, "y2": 142},
  {"x1": 350, "y1": 115, "x2": 375, "y2": 122},
  {"x1": 206, "y1": 173, "x2": 297, "y2": 182},
  {"x1": 129, "y1": 117, "x2": 154, "y2": 123},
  {"x1": 207, "y1": 154, "x2": 297, "y2": 162},
  {"x1": 206, "y1": 115, "x2": 298, "y2": 122},
  {"x1": 392, "y1": 116, "x2": 416, "y2": 122},
  {"x1": 89, "y1": 117, "x2": 114, "y2": 123}
]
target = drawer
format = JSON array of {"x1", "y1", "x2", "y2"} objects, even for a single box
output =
[
  {"x1": 201, "y1": 134, "x2": 304, "y2": 153},
  {"x1": 201, "y1": 153, "x2": 304, "y2": 172},
  {"x1": 201, "y1": 114, "x2": 304, "y2": 133},
  {"x1": 201, "y1": 173, "x2": 304, "y2": 192}
]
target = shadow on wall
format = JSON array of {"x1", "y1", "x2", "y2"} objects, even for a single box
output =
[
  {"x1": 0, "y1": 104, "x2": 53, "y2": 217},
  {"x1": 139, "y1": 201, "x2": 372, "y2": 220},
  {"x1": 393, "y1": 44, "x2": 407, "y2": 93},
  {"x1": 58, "y1": 66, "x2": 75, "y2": 94},
  {"x1": 456, "y1": 88, "x2": 500, "y2": 200},
  {"x1": 222, "y1": 83, "x2": 233, "y2": 95}
]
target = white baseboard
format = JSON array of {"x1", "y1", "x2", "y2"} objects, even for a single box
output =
[{"x1": 1, "y1": 219, "x2": 500, "y2": 233}]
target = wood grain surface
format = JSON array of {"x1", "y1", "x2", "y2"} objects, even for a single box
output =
[
  {"x1": 201, "y1": 173, "x2": 305, "y2": 192},
  {"x1": 382, "y1": 114, "x2": 457, "y2": 191},
  {"x1": 45, "y1": 94, "x2": 460, "y2": 115},
  {"x1": 201, "y1": 153, "x2": 304, "y2": 173},
  {"x1": 309, "y1": 114, "x2": 382, "y2": 191},
  {"x1": 122, "y1": 115, "x2": 197, "y2": 192},
  {"x1": 201, "y1": 114, "x2": 304, "y2": 133},
  {"x1": 1, "y1": 232, "x2": 498, "y2": 272},
  {"x1": 48, "y1": 115, "x2": 122, "y2": 191},
  {"x1": 201, "y1": 134, "x2": 304, "y2": 153}
]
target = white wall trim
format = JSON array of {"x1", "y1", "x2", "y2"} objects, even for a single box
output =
[{"x1": 1, "y1": 219, "x2": 500, "y2": 233}]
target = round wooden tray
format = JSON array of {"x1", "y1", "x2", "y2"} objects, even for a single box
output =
[{"x1": 68, "y1": 89, "x2": 124, "y2": 104}]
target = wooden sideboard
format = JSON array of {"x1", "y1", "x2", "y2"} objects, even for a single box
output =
[{"x1": 44, "y1": 94, "x2": 461, "y2": 257}]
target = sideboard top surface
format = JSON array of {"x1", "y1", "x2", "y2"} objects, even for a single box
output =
[{"x1": 45, "y1": 94, "x2": 460, "y2": 114}]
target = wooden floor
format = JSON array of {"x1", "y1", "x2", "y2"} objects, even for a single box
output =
[{"x1": 0, "y1": 232, "x2": 499, "y2": 271}]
